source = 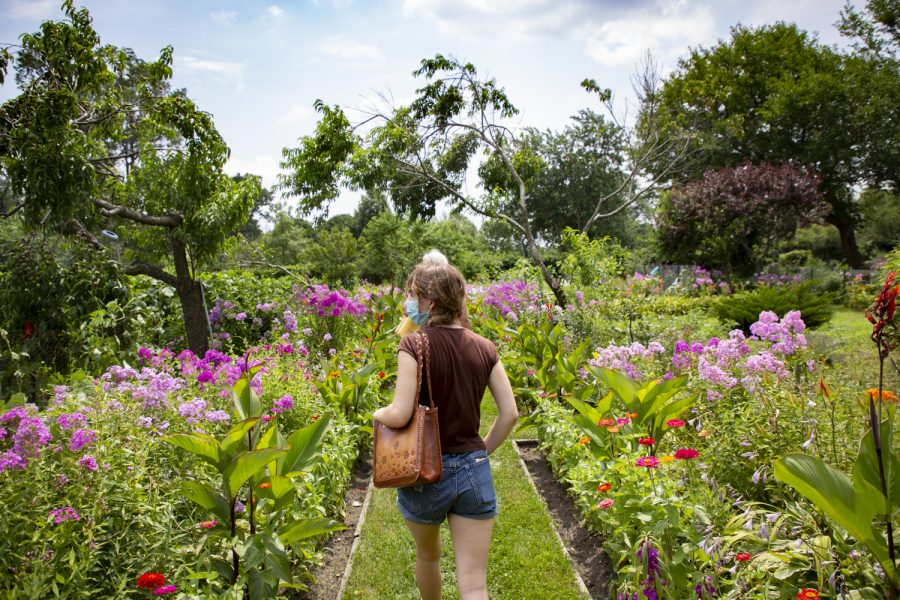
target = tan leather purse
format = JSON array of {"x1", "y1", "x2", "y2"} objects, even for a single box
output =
[{"x1": 373, "y1": 331, "x2": 443, "y2": 488}]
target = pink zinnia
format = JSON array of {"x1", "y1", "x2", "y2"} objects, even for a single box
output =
[
  {"x1": 616, "y1": 417, "x2": 630, "y2": 425},
  {"x1": 597, "y1": 498, "x2": 614, "y2": 509},
  {"x1": 665, "y1": 419, "x2": 685, "y2": 428},
  {"x1": 674, "y1": 448, "x2": 700, "y2": 460},
  {"x1": 635, "y1": 456, "x2": 660, "y2": 469},
  {"x1": 198, "y1": 520, "x2": 217, "y2": 529},
  {"x1": 153, "y1": 585, "x2": 177, "y2": 595}
]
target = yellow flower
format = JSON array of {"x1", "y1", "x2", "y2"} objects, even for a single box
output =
[
  {"x1": 327, "y1": 370, "x2": 340, "y2": 380},
  {"x1": 606, "y1": 426, "x2": 620, "y2": 433},
  {"x1": 659, "y1": 456, "x2": 676, "y2": 463}
]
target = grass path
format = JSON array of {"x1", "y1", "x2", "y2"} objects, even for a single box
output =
[{"x1": 341, "y1": 397, "x2": 588, "y2": 599}]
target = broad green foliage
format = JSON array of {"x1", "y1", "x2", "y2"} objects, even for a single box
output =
[{"x1": 164, "y1": 369, "x2": 344, "y2": 597}]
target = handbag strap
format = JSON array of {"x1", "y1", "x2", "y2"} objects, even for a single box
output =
[{"x1": 421, "y1": 331, "x2": 435, "y2": 410}]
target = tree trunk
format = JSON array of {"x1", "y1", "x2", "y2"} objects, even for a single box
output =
[
  {"x1": 827, "y1": 213, "x2": 865, "y2": 269},
  {"x1": 171, "y1": 236, "x2": 210, "y2": 356}
]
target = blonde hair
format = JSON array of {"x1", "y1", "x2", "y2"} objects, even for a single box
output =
[{"x1": 406, "y1": 263, "x2": 469, "y2": 328}]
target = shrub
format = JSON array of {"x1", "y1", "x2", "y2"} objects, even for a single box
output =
[{"x1": 713, "y1": 284, "x2": 835, "y2": 333}]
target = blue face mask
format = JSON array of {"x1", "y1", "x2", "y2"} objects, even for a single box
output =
[{"x1": 404, "y1": 298, "x2": 431, "y2": 326}]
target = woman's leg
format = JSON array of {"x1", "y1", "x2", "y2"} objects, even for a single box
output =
[
  {"x1": 447, "y1": 514, "x2": 494, "y2": 600},
  {"x1": 404, "y1": 520, "x2": 442, "y2": 600}
]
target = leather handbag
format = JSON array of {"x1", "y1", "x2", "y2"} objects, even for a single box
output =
[{"x1": 373, "y1": 331, "x2": 443, "y2": 488}]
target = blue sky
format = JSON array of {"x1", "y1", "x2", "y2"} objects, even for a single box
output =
[{"x1": 1, "y1": 0, "x2": 852, "y2": 217}]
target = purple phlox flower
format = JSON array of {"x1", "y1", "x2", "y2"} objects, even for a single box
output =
[
  {"x1": 234, "y1": 312, "x2": 247, "y2": 321},
  {"x1": 53, "y1": 385, "x2": 69, "y2": 406},
  {"x1": 56, "y1": 412, "x2": 86, "y2": 431},
  {"x1": 49, "y1": 506, "x2": 80, "y2": 524},
  {"x1": 137, "y1": 347, "x2": 155, "y2": 362},
  {"x1": 204, "y1": 410, "x2": 231, "y2": 424},
  {"x1": 13, "y1": 415, "x2": 53, "y2": 458},
  {"x1": 276, "y1": 342, "x2": 293, "y2": 354},
  {"x1": 78, "y1": 455, "x2": 98, "y2": 471},
  {"x1": 272, "y1": 394, "x2": 294, "y2": 414},
  {"x1": 0, "y1": 451, "x2": 27, "y2": 473},
  {"x1": 323, "y1": 333, "x2": 333, "y2": 342},
  {"x1": 178, "y1": 398, "x2": 207, "y2": 423},
  {"x1": 68, "y1": 428, "x2": 96, "y2": 452}
]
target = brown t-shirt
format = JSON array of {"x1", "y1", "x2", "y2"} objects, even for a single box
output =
[{"x1": 399, "y1": 327, "x2": 499, "y2": 454}]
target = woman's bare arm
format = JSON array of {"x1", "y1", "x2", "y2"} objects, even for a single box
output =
[
  {"x1": 483, "y1": 360, "x2": 518, "y2": 455},
  {"x1": 372, "y1": 351, "x2": 418, "y2": 428}
]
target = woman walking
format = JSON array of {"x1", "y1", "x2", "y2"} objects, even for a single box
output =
[{"x1": 373, "y1": 263, "x2": 518, "y2": 600}]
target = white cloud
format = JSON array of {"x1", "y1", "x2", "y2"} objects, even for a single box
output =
[
  {"x1": 584, "y1": 2, "x2": 716, "y2": 67},
  {"x1": 4, "y1": 0, "x2": 57, "y2": 20},
  {"x1": 401, "y1": 0, "x2": 637, "y2": 39},
  {"x1": 265, "y1": 5, "x2": 286, "y2": 19},
  {"x1": 225, "y1": 154, "x2": 280, "y2": 190},
  {"x1": 319, "y1": 35, "x2": 384, "y2": 63},
  {"x1": 210, "y1": 10, "x2": 239, "y2": 24},
  {"x1": 276, "y1": 104, "x2": 313, "y2": 126},
  {"x1": 176, "y1": 55, "x2": 246, "y2": 93}
]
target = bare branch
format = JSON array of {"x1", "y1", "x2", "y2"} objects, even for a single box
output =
[
  {"x1": 1, "y1": 202, "x2": 24, "y2": 218},
  {"x1": 123, "y1": 263, "x2": 179, "y2": 287},
  {"x1": 93, "y1": 198, "x2": 183, "y2": 228}
]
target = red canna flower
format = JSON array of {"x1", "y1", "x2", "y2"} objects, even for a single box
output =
[
  {"x1": 137, "y1": 572, "x2": 166, "y2": 590},
  {"x1": 735, "y1": 553, "x2": 751, "y2": 562},
  {"x1": 866, "y1": 272, "x2": 899, "y2": 359},
  {"x1": 258, "y1": 482, "x2": 272, "y2": 489}
]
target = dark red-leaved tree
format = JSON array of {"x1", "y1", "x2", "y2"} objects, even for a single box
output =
[{"x1": 656, "y1": 162, "x2": 828, "y2": 275}]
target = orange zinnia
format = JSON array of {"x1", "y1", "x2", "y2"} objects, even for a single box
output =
[
  {"x1": 258, "y1": 482, "x2": 272, "y2": 489},
  {"x1": 578, "y1": 436, "x2": 591, "y2": 444},
  {"x1": 606, "y1": 426, "x2": 620, "y2": 433},
  {"x1": 596, "y1": 482, "x2": 612, "y2": 493}
]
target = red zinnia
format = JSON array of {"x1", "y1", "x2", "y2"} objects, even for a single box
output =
[
  {"x1": 638, "y1": 437, "x2": 655, "y2": 446},
  {"x1": 137, "y1": 572, "x2": 166, "y2": 590},
  {"x1": 597, "y1": 418, "x2": 615, "y2": 427},
  {"x1": 735, "y1": 553, "x2": 751, "y2": 562},
  {"x1": 665, "y1": 419, "x2": 685, "y2": 428},
  {"x1": 795, "y1": 589, "x2": 820, "y2": 600},
  {"x1": 378, "y1": 372, "x2": 386, "y2": 378},
  {"x1": 674, "y1": 448, "x2": 700, "y2": 460},
  {"x1": 597, "y1": 482, "x2": 612, "y2": 493}
]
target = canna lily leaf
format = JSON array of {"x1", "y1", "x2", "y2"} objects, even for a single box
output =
[
  {"x1": 163, "y1": 433, "x2": 222, "y2": 469},
  {"x1": 280, "y1": 414, "x2": 332, "y2": 476},
  {"x1": 224, "y1": 448, "x2": 288, "y2": 499},
  {"x1": 278, "y1": 517, "x2": 345, "y2": 545}
]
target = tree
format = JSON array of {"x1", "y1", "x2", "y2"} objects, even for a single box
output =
[
  {"x1": 259, "y1": 213, "x2": 314, "y2": 266},
  {"x1": 0, "y1": 3, "x2": 258, "y2": 354},
  {"x1": 649, "y1": 23, "x2": 900, "y2": 267},
  {"x1": 840, "y1": 0, "x2": 900, "y2": 60},
  {"x1": 279, "y1": 54, "x2": 690, "y2": 306},
  {"x1": 233, "y1": 173, "x2": 277, "y2": 241},
  {"x1": 656, "y1": 162, "x2": 828, "y2": 275},
  {"x1": 480, "y1": 109, "x2": 636, "y2": 246}
]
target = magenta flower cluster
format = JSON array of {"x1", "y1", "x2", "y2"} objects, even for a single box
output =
[
  {"x1": 48, "y1": 506, "x2": 80, "y2": 524},
  {"x1": 295, "y1": 284, "x2": 369, "y2": 318},
  {"x1": 472, "y1": 280, "x2": 542, "y2": 320},
  {"x1": 0, "y1": 405, "x2": 53, "y2": 472}
]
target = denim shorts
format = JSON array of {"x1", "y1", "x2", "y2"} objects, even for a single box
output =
[{"x1": 397, "y1": 450, "x2": 497, "y2": 525}]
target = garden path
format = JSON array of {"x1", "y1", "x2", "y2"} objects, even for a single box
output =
[{"x1": 339, "y1": 397, "x2": 596, "y2": 599}]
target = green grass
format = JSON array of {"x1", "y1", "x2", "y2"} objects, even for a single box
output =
[{"x1": 342, "y1": 396, "x2": 588, "y2": 599}]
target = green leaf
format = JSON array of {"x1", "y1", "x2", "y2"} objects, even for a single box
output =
[
  {"x1": 163, "y1": 433, "x2": 222, "y2": 469},
  {"x1": 224, "y1": 448, "x2": 288, "y2": 498},
  {"x1": 280, "y1": 414, "x2": 331, "y2": 476},
  {"x1": 639, "y1": 375, "x2": 689, "y2": 420},
  {"x1": 853, "y1": 420, "x2": 900, "y2": 511},
  {"x1": 278, "y1": 517, "x2": 346, "y2": 545},
  {"x1": 774, "y1": 453, "x2": 896, "y2": 582},
  {"x1": 221, "y1": 417, "x2": 260, "y2": 458},
  {"x1": 231, "y1": 367, "x2": 263, "y2": 419},
  {"x1": 589, "y1": 366, "x2": 638, "y2": 410},
  {"x1": 181, "y1": 482, "x2": 231, "y2": 523}
]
